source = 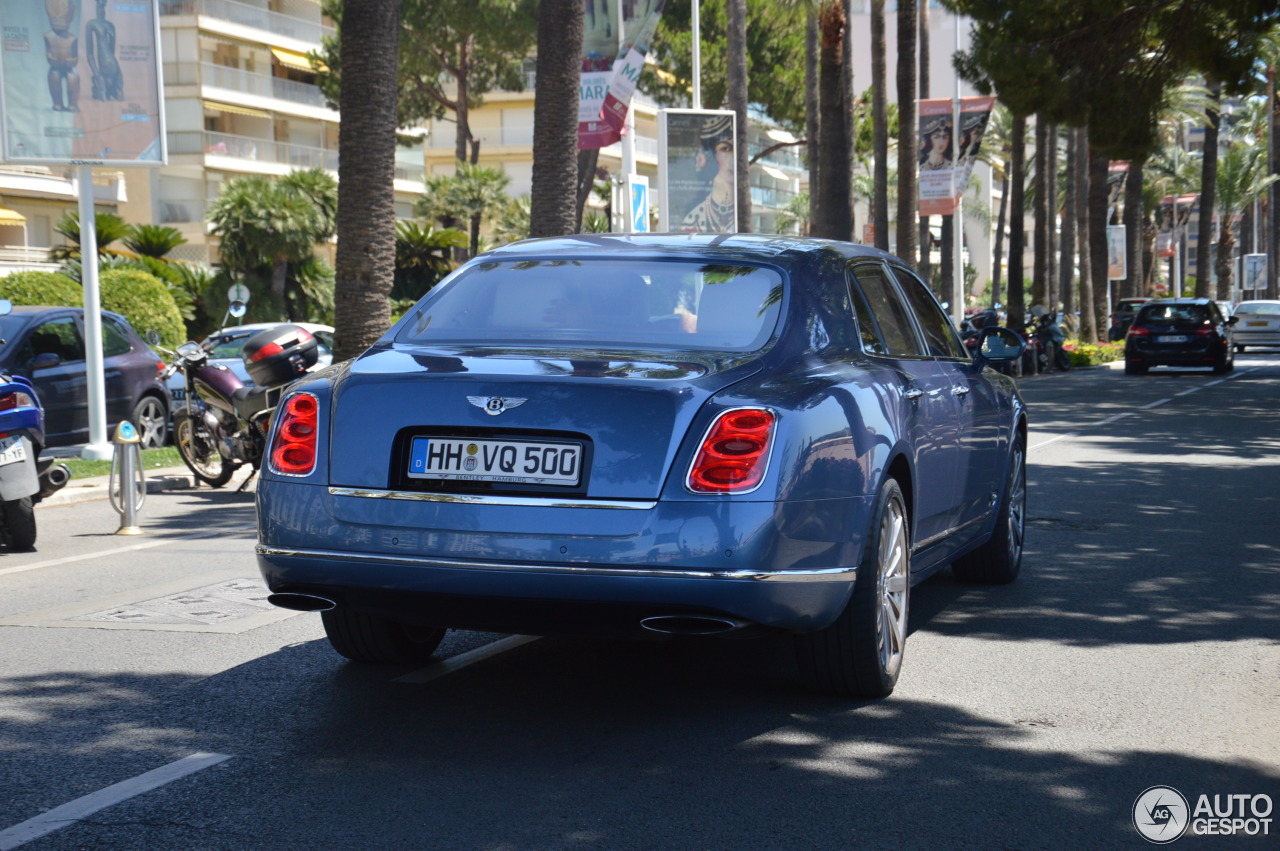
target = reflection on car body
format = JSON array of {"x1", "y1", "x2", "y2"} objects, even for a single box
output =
[{"x1": 255, "y1": 234, "x2": 1028, "y2": 698}]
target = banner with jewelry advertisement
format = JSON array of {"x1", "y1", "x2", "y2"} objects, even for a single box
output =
[
  {"x1": 917, "y1": 96, "x2": 995, "y2": 217},
  {"x1": 0, "y1": 0, "x2": 165, "y2": 165},
  {"x1": 658, "y1": 109, "x2": 737, "y2": 233}
]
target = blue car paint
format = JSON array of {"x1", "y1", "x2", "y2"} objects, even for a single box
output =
[{"x1": 256, "y1": 234, "x2": 1025, "y2": 635}]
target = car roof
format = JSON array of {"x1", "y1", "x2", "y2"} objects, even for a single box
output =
[
  {"x1": 5, "y1": 305, "x2": 136, "y2": 326},
  {"x1": 478, "y1": 233, "x2": 894, "y2": 267}
]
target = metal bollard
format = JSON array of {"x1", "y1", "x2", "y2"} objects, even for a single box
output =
[{"x1": 109, "y1": 421, "x2": 146, "y2": 535}]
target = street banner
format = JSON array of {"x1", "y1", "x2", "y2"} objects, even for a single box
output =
[
  {"x1": 1243, "y1": 254, "x2": 1266, "y2": 292},
  {"x1": 0, "y1": 0, "x2": 165, "y2": 166},
  {"x1": 579, "y1": 0, "x2": 663, "y2": 150},
  {"x1": 600, "y1": 0, "x2": 665, "y2": 134},
  {"x1": 1107, "y1": 225, "x2": 1127, "y2": 280},
  {"x1": 658, "y1": 109, "x2": 736, "y2": 233},
  {"x1": 917, "y1": 96, "x2": 994, "y2": 217}
]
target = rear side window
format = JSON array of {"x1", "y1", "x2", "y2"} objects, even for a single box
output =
[
  {"x1": 102, "y1": 318, "x2": 133, "y2": 357},
  {"x1": 848, "y1": 263, "x2": 923, "y2": 357},
  {"x1": 18, "y1": 317, "x2": 85, "y2": 364},
  {"x1": 889, "y1": 266, "x2": 968, "y2": 359},
  {"x1": 396, "y1": 259, "x2": 783, "y2": 352}
]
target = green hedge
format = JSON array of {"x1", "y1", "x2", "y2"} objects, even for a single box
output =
[
  {"x1": 1063, "y1": 340, "x2": 1125, "y2": 367},
  {"x1": 0, "y1": 268, "x2": 185, "y2": 349}
]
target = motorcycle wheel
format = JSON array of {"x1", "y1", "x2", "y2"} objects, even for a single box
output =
[
  {"x1": 175, "y1": 416, "x2": 237, "y2": 488},
  {"x1": 2, "y1": 496, "x2": 36, "y2": 550}
]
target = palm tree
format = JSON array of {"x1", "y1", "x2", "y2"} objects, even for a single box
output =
[
  {"x1": 529, "y1": 0, "x2": 582, "y2": 238},
  {"x1": 727, "y1": 0, "x2": 750, "y2": 231},
  {"x1": 775, "y1": 192, "x2": 811, "y2": 235},
  {"x1": 123, "y1": 224, "x2": 187, "y2": 259},
  {"x1": 1197, "y1": 80, "x2": 1222, "y2": 298},
  {"x1": 51, "y1": 211, "x2": 134, "y2": 262},
  {"x1": 871, "y1": 0, "x2": 888, "y2": 250},
  {"x1": 331, "y1": 0, "x2": 402, "y2": 360},
  {"x1": 417, "y1": 163, "x2": 512, "y2": 257},
  {"x1": 812, "y1": 0, "x2": 850, "y2": 239},
  {"x1": 1213, "y1": 144, "x2": 1279, "y2": 296},
  {"x1": 895, "y1": 0, "x2": 918, "y2": 269},
  {"x1": 393, "y1": 220, "x2": 466, "y2": 301}
]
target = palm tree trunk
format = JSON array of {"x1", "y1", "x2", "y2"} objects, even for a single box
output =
[
  {"x1": 806, "y1": 11, "x2": 819, "y2": 232},
  {"x1": 1007, "y1": 113, "x2": 1027, "y2": 325},
  {"x1": 1045, "y1": 123, "x2": 1058, "y2": 308},
  {"x1": 814, "y1": 1, "x2": 850, "y2": 240},
  {"x1": 992, "y1": 169, "x2": 1008, "y2": 306},
  {"x1": 1088, "y1": 142, "x2": 1110, "y2": 338},
  {"x1": 332, "y1": 0, "x2": 401, "y2": 362},
  {"x1": 1269, "y1": 66, "x2": 1279, "y2": 300},
  {"x1": 1033, "y1": 117, "x2": 1048, "y2": 308},
  {"x1": 917, "y1": 0, "x2": 931, "y2": 282},
  {"x1": 871, "y1": 0, "x2": 888, "y2": 250},
  {"x1": 1123, "y1": 160, "x2": 1144, "y2": 300},
  {"x1": 1075, "y1": 128, "x2": 1096, "y2": 342},
  {"x1": 1059, "y1": 127, "x2": 1077, "y2": 320},
  {"x1": 1197, "y1": 81, "x2": 1221, "y2": 298},
  {"x1": 530, "y1": 0, "x2": 582, "y2": 238},
  {"x1": 1215, "y1": 221, "x2": 1235, "y2": 296},
  {"x1": 727, "y1": 0, "x2": 750, "y2": 232},
  {"x1": 895, "y1": 0, "x2": 918, "y2": 268},
  {"x1": 454, "y1": 35, "x2": 472, "y2": 164}
]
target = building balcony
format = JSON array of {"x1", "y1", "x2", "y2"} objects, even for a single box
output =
[
  {"x1": 168, "y1": 130, "x2": 340, "y2": 172},
  {"x1": 160, "y1": 0, "x2": 334, "y2": 47},
  {"x1": 165, "y1": 61, "x2": 329, "y2": 111}
]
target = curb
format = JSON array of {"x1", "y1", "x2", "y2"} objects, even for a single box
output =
[{"x1": 37, "y1": 465, "x2": 256, "y2": 509}]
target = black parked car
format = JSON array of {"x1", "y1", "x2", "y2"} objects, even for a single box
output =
[
  {"x1": 0, "y1": 306, "x2": 171, "y2": 448},
  {"x1": 1124, "y1": 298, "x2": 1237, "y2": 375}
]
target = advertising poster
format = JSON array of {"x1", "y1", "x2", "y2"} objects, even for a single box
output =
[
  {"x1": 0, "y1": 0, "x2": 165, "y2": 166},
  {"x1": 658, "y1": 109, "x2": 736, "y2": 233},
  {"x1": 917, "y1": 96, "x2": 995, "y2": 217},
  {"x1": 599, "y1": 0, "x2": 665, "y2": 135},
  {"x1": 580, "y1": 0, "x2": 663, "y2": 150},
  {"x1": 1243, "y1": 254, "x2": 1266, "y2": 292},
  {"x1": 1107, "y1": 224, "x2": 1127, "y2": 280}
]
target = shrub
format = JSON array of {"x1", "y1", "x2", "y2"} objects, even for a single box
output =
[
  {"x1": 1063, "y1": 340, "x2": 1124, "y2": 367},
  {"x1": 99, "y1": 268, "x2": 186, "y2": 349},
  {"x1": 0, "y1": 270, "x2": 83, "y2": 306}
]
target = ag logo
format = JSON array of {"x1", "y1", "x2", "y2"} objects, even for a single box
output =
[{"x1": 1134, "y1": 786, "x2": 1189, "y2": 843}]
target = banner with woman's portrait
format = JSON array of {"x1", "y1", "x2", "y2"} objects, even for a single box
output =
[
  {"x1": 657, "y1": 109, "x2": 737, "y2": 233},
  {"x1": 917, "y1": 96, "x2": 994, "y2": 216}
]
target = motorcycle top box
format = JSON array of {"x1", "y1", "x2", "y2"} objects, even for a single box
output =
[{"x1": 242, "y1": 325, "x2": 319, "y2": 387}]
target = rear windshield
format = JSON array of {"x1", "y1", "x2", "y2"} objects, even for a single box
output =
[
  {"x1": 395, "y1": 259, "x2": 783, "y2": 352},
  {"x1": 1116, "y1": 301, "x2": 1146, "y2": 314},
  {"x1": 1234, "y1": 302, "x2": 1280, "y2": 317},
  {"x1": 1137, "y1": 304, "x2": 1210, "y2": 324}
]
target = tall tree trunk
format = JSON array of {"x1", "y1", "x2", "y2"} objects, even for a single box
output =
[
  {"x1": 806, "y1": 11, "x2": 819, "y2": 233},
  {"x1": 940, "y1": 214, "x2": 953, "y2": 300},
  {"x1": 1007, "y1": 113, "x2": 1027, "y2": 326},
  {"x1": 530, "y1": 0, "x2": 582, "y2": 238},
  {"x1": 1270, "y1": 65, "x2": 1279, "y2": 300},
  {"x1": 842, "y1": 0, "x2": 855, "y2": 240},
  {"x1": 1059, "y1": 127, "x2": 1077, "y2": 322},
  {"x1": 1197, "y1": 81, "x2": 1221, "y2": 298},
  {"x1": 992, "y1": 168, "x2": 1008, "y2": 307},
  {"x1": 895, "y1": 0, "x2": 918, "y2": 268},
  {"x1": 871, "y1": 0, "x2": 888, "y2": 250},
  {"x1": 333, "y1": 0, "x2": 401, "y2": 362},
  {"x1": 1215, "y1": 219, "x2": 1235, "y2": 297},
  {"x1": 454, "y1": 35, "x2": 472, "y2": 163},
  {"x1": 574, "y1": 148, "x2": 598, "y2": 232},
  {"x1": 727, "y1": 0, "x2": 750, "y2": 232},
  {"x1": 1045, "y1": 123, "x2": 1058, "y2": 308},
  {"x1": 814, "y1": 2, "x2": 850, "y2": 240},
  {"x1": 1123, "y1": 160, "x2": 1144, "y2": 300},
  {"x1": 1032, "y1": 116, "x2": 1048, "y2": 308},
  {"x1": 917, "y1": 0, "x2": 931, "y2": 281},
  {"x1": 1088, "y1": 143, "x2": 1110, "y2": 338},
  {"x1": 1075, "y1": 128, "x2": 1096, "y2": 342}
]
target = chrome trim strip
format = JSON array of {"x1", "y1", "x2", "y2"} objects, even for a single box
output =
[
  {"x1": 910, "y1": 511, "x2": 992, "y2": 554},
  {"x1": 255, "y1": 544, "x2": 857, "y2": 583},
  {"x1": 329, "y1": 486, "x2": 656, "y2": 511}
]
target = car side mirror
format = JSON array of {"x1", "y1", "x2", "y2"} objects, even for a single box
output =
[
  {"x1": 1227, "y1": 316, "x2": 1239, "y2": 326},
  {"x1": 30, "y1": 352, "x2": 61, "y2": 370},
  {"x1": 975, "y1": 326, "x2": 1025, "y2": 363}
]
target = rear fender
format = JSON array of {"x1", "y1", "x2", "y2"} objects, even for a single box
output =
[{"x1": 0, "y1": 436, "x2": 39, "y2": 501}]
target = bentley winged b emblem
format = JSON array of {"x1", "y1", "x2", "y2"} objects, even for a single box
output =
[{"x1": 468, "y1": 396, "x2": 528, "y2": 416}]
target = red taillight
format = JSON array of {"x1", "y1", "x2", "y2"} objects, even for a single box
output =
[
  {"x1": 1127, "y1": 326, "x2": 1150, "y2": 337},
  {"x1": 251, "y1": 341, "x2": 284, "y2": 362},
  {"x1": 0, "y1": 391, "x2": 33, "y2": 412},
  {"x1": 687, "y1": 408, "x2": 775, "y2": 494},
  {"x1": 1195, "y1": 326, "x2": 1217, "y2": 336},
  {"x1": 270, "y1": 393, "x2": 319, "y2": 476}
]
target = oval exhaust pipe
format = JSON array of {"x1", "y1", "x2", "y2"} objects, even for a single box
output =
[
  {"x1": 640, "y1": 615, "x2": 747, "y2": 636},
  {"x1": 267, "y1": 593, "x2": 336, "y2": 612},
  {"x1": 38, "y1": 463, "x2": 71, "y2": 498}
]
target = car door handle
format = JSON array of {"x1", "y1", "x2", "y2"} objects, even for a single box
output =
[
  {"x1": 952, "y1": 385, "x2": 971, "y2": 396},
  {"x1": 905, "y1": 388, "x2": 925, "y2": 400}
]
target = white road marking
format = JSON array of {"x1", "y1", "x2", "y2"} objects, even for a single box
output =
[
  {"x1": 0, "y1": 752, "x2": 232, "y2": 850},
  {"x1": 0, "y1": 526, "x2": 256, "y2": 579},
  {"x1": 395, "y1": 634, "x2": 540, "y2": 683},
  {"x1": 1141, "y1": 398, "x2": 1172, "y2": 409}
]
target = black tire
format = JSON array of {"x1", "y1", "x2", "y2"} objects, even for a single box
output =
[
  {"x1": 2, "y1": 496, "x2": 37, "y2": 551},
  {"x1": 132, "y1": 394, "x2": 169, "y2": 449},
  {"x1": 175, "y1": 415, "x2": 236, "y2": 487},
  {"x1": 1212, "y1": 348, "x2": 1234, "y2": 374},
  {"x1": 1124, "y1": 360, "x2": 1148, "y2": 375},
  {"x1": 795, "y1": 479, "x2": 909, "y2": 698},
  {"x1": 954, "y1": 432, "x2": 1026, "y2": 585},
  {"x1": 321, "y1": 608, "x2": 446, "y2": 664}
]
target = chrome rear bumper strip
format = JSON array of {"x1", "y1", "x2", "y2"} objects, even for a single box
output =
[
  {"x1": 329, "y1": 486, "x2": 656, "y2": 511},
  {"x1": 256, "y1": 544, "x2": 857, "y2": 583}
]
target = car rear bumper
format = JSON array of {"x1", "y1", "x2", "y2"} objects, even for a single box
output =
[
  {"x1": 1233, "y1": 330, "x2": 1280, "y2": 346},
  {"x1": 255, "y1": 481, "x2": 871, "y2": 634}
]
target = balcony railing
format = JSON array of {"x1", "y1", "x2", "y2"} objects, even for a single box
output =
[
  {"x1": 168, "y1": 130, "x2": 339, "y2": 171},
  {"x1": 158, "y1": 199, "x2": 207, "y2": 224},
  {"x1": 0, "y1": 246, "x2": 54, "y2": 265},
  {"x1": 160, "y1": 0, "x2": 334, "y2": 45},
  {"x1": 188, "y1": 61, "x2": 328, "y2": 108}
]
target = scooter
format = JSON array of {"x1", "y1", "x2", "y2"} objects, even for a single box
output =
[
  {"x1": 0, "y1": 300, "x2": 71, "y2": 550},
  {"x1": 150, "y1": 322, "x2": 319, "y2": 490}
]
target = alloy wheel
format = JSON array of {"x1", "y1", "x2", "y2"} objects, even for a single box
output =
[{"x1": 877, "y1": 496, "x2": 909, "y2": 678}]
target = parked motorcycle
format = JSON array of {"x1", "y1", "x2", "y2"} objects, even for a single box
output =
[
  {"x1": 0, "y1": 299, "x2": 71, "y2": 549},
  {"x1": 151, "y1": 323, "x2": 320, "y2": 489},
  {"x1": 1034, "y1": 312, "x2": 1071, "y2": 372}
]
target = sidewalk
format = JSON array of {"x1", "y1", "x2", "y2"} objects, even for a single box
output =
[{"x1": 38, "y1": 464, "x2": 256, "y2": 509}]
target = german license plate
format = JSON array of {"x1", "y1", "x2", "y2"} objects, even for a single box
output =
[
  {"x1": 0, "y1": 435, "x2": 26, "y2": 467},
  {"x1": 1157, "y1": 335, "x2": 1188, "y2": 343},
  {"x1": 407, "y1": 437, "x2": 582, "y2": 486}
]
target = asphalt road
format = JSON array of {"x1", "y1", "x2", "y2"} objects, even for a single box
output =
[{"x1": 1, "y1": 355, "x2": 1277, "y2": 850}]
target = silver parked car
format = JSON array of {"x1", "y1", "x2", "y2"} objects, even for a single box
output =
[
  {"x1": 165, "y1": 322, "x2": 334, "y2": 404},
  {"x1": 1231, "y1": 300, "x2": 1280, "y2": 352}
]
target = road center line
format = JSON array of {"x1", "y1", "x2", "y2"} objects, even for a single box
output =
[
  {"x1": 395, "y1": 635, "x2": 540, "y2": 684},
  {"x1": 1140, "y1": 397, "x2": 1172, "y2": 409},
  {"x1": 0, "y1": 526, "x2": 256, "y2": 579},
  {"x1": 0, "y1": 752, "x2": 233, "y2": 851}
]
